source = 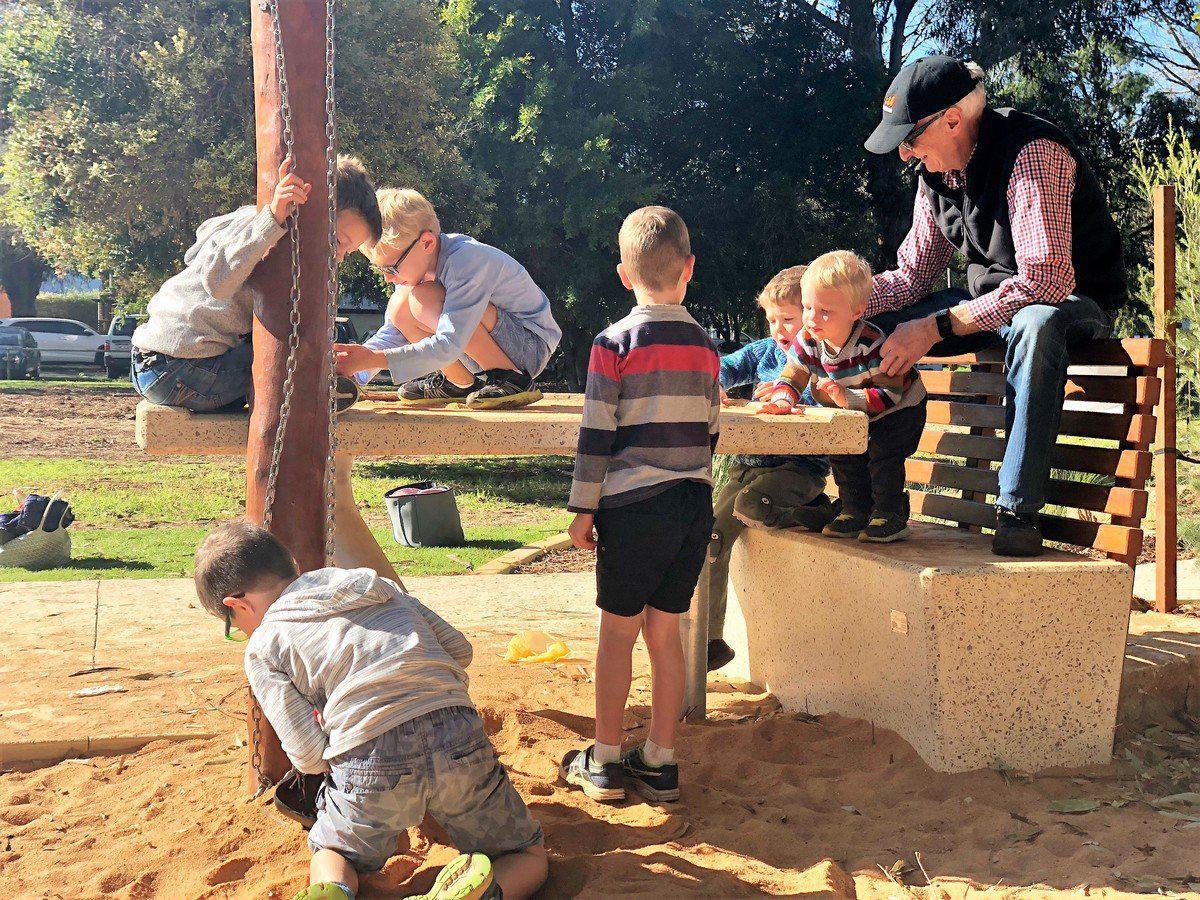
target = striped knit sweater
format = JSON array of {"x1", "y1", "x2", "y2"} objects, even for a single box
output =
[
  {"x1": 771, "y1": 318, "x2": 925, "y2": 420},
  {"x1": 568, "y1": 303, "x2": 721, "y2": 513}
]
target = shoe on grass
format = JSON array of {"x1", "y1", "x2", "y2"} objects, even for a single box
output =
[
  {"x1": 621, "y1": 745, "x2": 680, "y2": 803},
  {"x1": 822, "y1": 511, "x2": 869, "y2": 538},
  {"x1": 858, "y1": 511, "x2": 910, "y2": 543},
  {"x1": 707, "y1": 638, "x2": 736, "y2": 672},
  {"x1": 992, "y1": 507, "x2": 1044, "y2": 557},
  {"x1": 413, "y1": 852, "x2": 495, "y2": 900},
  {"x1": 466, "y1": 369, "x2": 543, "y2": 410},
  {"x1": 399, "y1": 372, "x2": 482, "y2": 408},
  {"x1": 560, "y1": 745, "x2": 625, "y2": 803}
]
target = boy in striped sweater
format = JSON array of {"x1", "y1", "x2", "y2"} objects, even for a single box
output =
[
  {"x1": 562, "y1": 207, "x2": 720, "y2": 804},
  {"x1": 760, "y1": 251, "x2": 927, "y2": 542}
]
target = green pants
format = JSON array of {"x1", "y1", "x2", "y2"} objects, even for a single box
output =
[{"x1": 706, "y1": 460, "x2": 826, "y2": 640}]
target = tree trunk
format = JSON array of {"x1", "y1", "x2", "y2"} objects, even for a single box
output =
[{"x1": 0, "y1": 245, "x2": 46, "y2": 317}]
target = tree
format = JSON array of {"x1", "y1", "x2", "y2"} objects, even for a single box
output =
[
  {"x1": 0, "y1": 224, "x2": 45, "y2": 316},
  {"x1": 0, "y1": 0, "x2": 485, "y2": 308}
]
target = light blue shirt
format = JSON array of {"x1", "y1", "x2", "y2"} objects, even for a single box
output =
[{"x1": 362, "y1": 233, "x2": 561, "y2": 384}]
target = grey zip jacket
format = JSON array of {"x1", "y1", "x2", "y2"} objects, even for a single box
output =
[{"x1": 244, "y1": 567, "x2": 474, "y2": 774}]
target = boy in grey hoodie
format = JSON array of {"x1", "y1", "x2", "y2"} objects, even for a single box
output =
[{"x1": 194, "y1": 521, "x2": 547, "y2": 900}]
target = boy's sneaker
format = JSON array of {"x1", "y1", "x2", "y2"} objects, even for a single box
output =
[
  {"x1": 621, "y1": 745, "x2": 680, "y2": 803},
  {"x1": 707, "y1": 638, "x2": 736, "y2": 672},
  {"x1": 466, "y1": 369, "x2": 543, "y2": 410},
  {"x1": 272, "y1": 769, "x2": 323, "y2": 829},
  {"x1": 992, "y1": 507, "x2": 1044, "y2": 557},
  {"x1": 292, "y1": 883, "x2": 354, "y2": 900},
  {"x1": 859, "y1": 511, "x2": 910, "y2": 543},
  {"x1": 414, "y1": 852, "x2": 495, "y2": 900},
  {"x1": 334, "y1": 375, "x2": 360, "y2": 413},
  {"x1": 822, "y1": 511, "x2": 868, "y2": 538},
  {"x1": 399, "y1": 372, "x2": 482, "y2": 408},
  {"x1": 560, "y1": 745, "x2": 625, "y2": 802}
]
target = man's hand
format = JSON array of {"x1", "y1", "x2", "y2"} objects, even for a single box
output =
[
  {"x1": 568, "y1": 513, "x2": 597, "y2": 550},
  {"x1": 880, "y1": 316, "x2": 938, "y2": 377},
  {"x1": 334, "y1": 342, "x2": 386, "y2": 377},
  {"x1": 816, "y1": 377, "x2": 847, "y2": 408},
  {"x1": 270, "y1": 156, "x2": 311, "y2": 225}
]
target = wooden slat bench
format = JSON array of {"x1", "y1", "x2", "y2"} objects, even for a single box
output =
[{"x1": 723, "y1": 337, "x2": 1166, "y2": 773}]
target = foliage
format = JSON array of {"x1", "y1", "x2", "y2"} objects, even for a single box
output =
[
  {"x1": 1134, "y1": 124, "x2": 1200, "y2": 421},
  {"x1": 0, "y1": 0, "x2": 483, "y2": 307}
]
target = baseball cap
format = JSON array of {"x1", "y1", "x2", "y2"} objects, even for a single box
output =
[{"x1": 865, "y1": 55, "x2": 978, "y2": 155}]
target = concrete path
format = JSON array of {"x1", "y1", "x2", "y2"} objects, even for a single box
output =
[{"x1": 1133, "y1": 557, "x2": 1200, "y2": 604}]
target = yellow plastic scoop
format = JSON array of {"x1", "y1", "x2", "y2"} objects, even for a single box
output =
[{"x1": 503, "y1": 629, "x2": 570, "y2": 664}]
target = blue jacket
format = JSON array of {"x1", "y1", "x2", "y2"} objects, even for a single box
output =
[{"x1": 720, "y1": 338, "x2": 830, "y2": 475}]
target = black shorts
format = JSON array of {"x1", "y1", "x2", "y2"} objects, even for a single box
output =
[{"x1": 594, "y1": 480, "x2": 714, "y2": 617}]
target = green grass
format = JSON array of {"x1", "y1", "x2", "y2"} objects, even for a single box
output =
[
  {"x1": 0, "y1": 373, "x2": 133, "y2": 391},
  {"x1": 0, "y1": 455, "x2": 574, "y2": 581}
]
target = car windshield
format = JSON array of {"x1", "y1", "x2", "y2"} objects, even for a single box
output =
[{"x1": 110, "y1": 317, "x2": 139, "y2": 336}]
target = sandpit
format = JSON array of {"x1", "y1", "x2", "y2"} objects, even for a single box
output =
[{"x1": 1, "y1": 574, "x2": 1197, "y2": 898}]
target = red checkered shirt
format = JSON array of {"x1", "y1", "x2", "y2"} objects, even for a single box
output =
[{"x1": 868, "y1": 138, "x2": 1078, "y2": 332}]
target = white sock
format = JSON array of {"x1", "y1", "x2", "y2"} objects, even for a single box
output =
[
  {"x1": 593, "y1": 741, "x2": 622, "y2": 765},
  {"x1": 642, "y1": 739, "x2": 675, "y2": 767}
]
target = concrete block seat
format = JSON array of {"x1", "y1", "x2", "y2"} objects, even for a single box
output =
[
  {"x1": 135, "y1": 393, "x2": 869, "y2": 457},
  {"x1": 724, "y1": 338, "x2": 1168, "y2": 773}
]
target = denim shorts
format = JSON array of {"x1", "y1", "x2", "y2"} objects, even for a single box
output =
[
  {"x1": 483, "y1": 308, "x2": 553, "y2": 379},
  {"x1": 308, "y1": 706, "x2": 543, "y2": 873},
  {"x1": 131, "y1": 341, "x2": 252, "y2": 412}
]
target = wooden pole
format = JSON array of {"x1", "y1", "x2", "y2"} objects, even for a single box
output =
[
  {"x1": 244, "y1": 0, "x2": 334, "y2": 791},
  {"x1": 1154, "y1": 184, "x2": 1178, "y2": 615}
]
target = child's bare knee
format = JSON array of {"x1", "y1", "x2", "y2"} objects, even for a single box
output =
[
  {"x1": 641, "y1": 609, "x2": 681, "y2": 647},
  {"x1": 408, "y1": 282, "x2": 447, "y2": 329}
]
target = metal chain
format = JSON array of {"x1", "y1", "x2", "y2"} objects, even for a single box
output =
[
  {"x1": 262, "y1": 0, "x2": 303, "y2": 532},
  {"x1": 249, "y1": 689, "x2": 270, "y2": 796},
  {"x1": 323, "y1": 0, "x2": 339, "y2": 565}
]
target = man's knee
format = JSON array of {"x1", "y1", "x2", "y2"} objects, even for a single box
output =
[{"x1": 1006, "y1": 304, "x2": 1069, "y2": 371}]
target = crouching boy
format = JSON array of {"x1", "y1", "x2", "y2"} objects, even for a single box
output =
[
  {"x1": 760, "y1": 251, "x2": 927, "y2": 542},
  {"x1": 194, "y1": 522, "x2": 547, "y2": 900}
]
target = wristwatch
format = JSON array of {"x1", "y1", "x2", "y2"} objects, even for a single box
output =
[{"x1": 934, "y1": 308, "x2": 955, "y2": 340}]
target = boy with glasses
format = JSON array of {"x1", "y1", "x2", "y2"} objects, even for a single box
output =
[{"x1": 334, "y1": 189, "x2": 561, "y2": 410}]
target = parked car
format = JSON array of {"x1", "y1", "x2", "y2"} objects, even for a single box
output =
[
  {"x1": 0, "y1": 317, "x2": 106, "y2": 368},
  {"x1": 0, "y1": 325, "x2": 40, "y2": 379},
  {"x1": 104, "y1": 314, "x2": 145, "y2": 379}
]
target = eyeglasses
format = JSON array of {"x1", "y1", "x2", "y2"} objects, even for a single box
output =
[
  {"x1": 223, "y1": 595, "x2": 248, "y2": 643},
  {"x1": 371, "y1": 232, "x2": 424, "y2": 277},
  {"x1": 900, "y1": 110, "x2": 947, "y2": 152}
]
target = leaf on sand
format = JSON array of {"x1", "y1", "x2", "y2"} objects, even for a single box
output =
[
  {"x1": 1150, "y1": 792, "x2": 1200, "y2": 809},
  {"x1": 1049, "y1": 798, "x2": 1101, "y2": 814},
  {"x1": 71, "y1": 684, "x2": 127, "y2": 697}
]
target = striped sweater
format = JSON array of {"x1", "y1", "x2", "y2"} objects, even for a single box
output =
[
  {"x1": 568, "y1": 303, "x2": 721, "y2": 513},
  {"x1": 244, "y1": 567, "x2": 474, "y2": 774},
  {"x1": 771, "y1": 318, "x2": 926, "y2": 420}
]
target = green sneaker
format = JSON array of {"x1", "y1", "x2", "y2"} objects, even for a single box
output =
[
  {"x1": 293, "y1": 884, "x2": 353, "y2": 900},
  {"x1": 413, "y1": 852, "x2": 495, "y2": 900},
  {"x1": 821, "y1": 511, "x2": 868, "y2": 538}
]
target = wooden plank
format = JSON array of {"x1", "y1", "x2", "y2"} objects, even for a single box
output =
[
  {"x1": 920, "y1": 369, "x2": 1007, "y2": 396},
  {"x1": 920, "y1": 370, "x2": 1161, "y2": 406},
  {"x1": 909, "y1": 490, "x2": 1140, "y2": 557},
  {"x1": 1154, "y1": 184, "x2": 1178, "y2": 613},
  {"x1": 921, "y1": 338, "x2": 1164, "y2": 370},
  {"x1": 925, "y1": 401, "x2": 1155, "y2": 444},
  {"x1": 906, "y1": 459, "x2": 1148, "y2": 518},
  {"x1": 917, "y1": 430, "x2": 1152, "y2": 482}
]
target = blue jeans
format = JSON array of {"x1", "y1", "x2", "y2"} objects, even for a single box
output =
[
  {"x1": 871, "y1": 289, "x2": 1112, "y2": 515},
  {"x1": 130, "y1": 340, "x2": 253, "y2": 412}
]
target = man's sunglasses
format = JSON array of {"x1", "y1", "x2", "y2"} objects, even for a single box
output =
[
  {"x1": 900, "y1": 109, "x2": 947, "y2": 153},
  {"x1": 371, "y1": 232, "x2": 425, "y2": 277}
]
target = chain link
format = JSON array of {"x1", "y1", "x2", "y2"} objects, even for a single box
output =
[
  {"x1": 262, "y1": 0, "x2": 303, "y2": 533},
  {"x1": 249, "y1": 688, "x2": 270, "y2": 796},
  {"x1": 323, "y1": 0, "x2": 339, "y2": 566}
]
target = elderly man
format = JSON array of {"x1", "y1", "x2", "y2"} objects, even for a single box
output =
[{"x1": 863, "y1": 55, "x2": 1126, "y2": 557}]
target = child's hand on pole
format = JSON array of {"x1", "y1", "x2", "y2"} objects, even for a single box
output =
[
  {"x1": 568, "y1": 513, "x2": 597, "y2": 550},
  {"x1": 270, "y1": 155, "x2": 312, "y2": 224}
]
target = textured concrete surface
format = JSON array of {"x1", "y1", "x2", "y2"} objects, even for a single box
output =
[
  {"x1": 135, "y1": 396, "x2": 868, "y2": 457},
  {"x1": 1133, "y1": 558, "x2": 1200, "y2": 604},
  {"x1": 725, "y1": 522, "x2": 1134, "y2": 773}
]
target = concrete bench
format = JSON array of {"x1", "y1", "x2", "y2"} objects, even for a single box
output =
[{"x1": 723, "y1": 338, "x2": 1167, "y2": 773}]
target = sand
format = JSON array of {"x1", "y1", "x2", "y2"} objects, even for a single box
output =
[{"x1": 1, "y1": 573, "x2": 1198, "y2": 898}]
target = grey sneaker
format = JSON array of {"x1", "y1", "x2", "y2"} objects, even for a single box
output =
[
  {"x1": 399, "y1": 371, "x2": 482, "y2": 408},
  {"x1": 621, "y1": 745, "x2": 680, "y2": 803},
  {"x1": 560, "y1": 745, "x2": 625, "y2": 802},
  {"x1": 466, "y1": 369, "x2": 543, "y2": 410}
]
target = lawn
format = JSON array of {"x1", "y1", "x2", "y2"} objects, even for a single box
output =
[{"x1": 0, "y1": 455, "x2": 575, "y2": 581}]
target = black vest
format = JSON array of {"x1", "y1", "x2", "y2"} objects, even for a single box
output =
[{"x1": 920, "y1": 107, "x2": 1127, "y2": 312}]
